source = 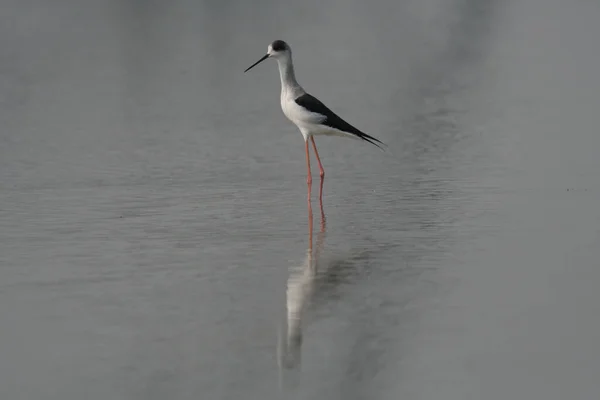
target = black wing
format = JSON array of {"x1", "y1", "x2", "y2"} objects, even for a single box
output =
[{"x1": 294, "y1": 93, "x2": 385, "y2": 149}]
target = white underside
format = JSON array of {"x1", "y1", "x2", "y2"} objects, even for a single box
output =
[{"x1": 281, "y1": 94, "x2": 360, "y2": 141}]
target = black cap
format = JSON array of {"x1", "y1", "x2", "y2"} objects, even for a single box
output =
[{"x1": 271, "y1": 40, "x2": 288, "y2": 52}]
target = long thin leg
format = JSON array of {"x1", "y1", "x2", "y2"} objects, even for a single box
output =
[
  {"x1": 310, "y1": 137, "x2": 325, "y2": 202},
  {"x1": 310, "y1": 137, "x2": 325, "y2": 178},
  {"x1": 308, "y1": 195, "x2": 313, "y2": 253},
  {"x1": 305, "y1": 139, "x2": 312, "y2": 185},
  {"x1": 314, "y1": 194, "x2": 326, "y2": 270},
  {"x1": 305, "y1": 139, "x2": 312, "y2": 201},
  {"x1": 318, "y1": 186, "x2": 326, "y2": 233}
]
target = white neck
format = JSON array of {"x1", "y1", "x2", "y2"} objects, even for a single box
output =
[{"x1": 277, "y1": 54, "x2": 303, "y2": 97}]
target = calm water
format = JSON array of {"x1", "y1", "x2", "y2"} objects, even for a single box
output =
[{"x1": 1, "y1": 0, "x2": 600, "y2": 399}]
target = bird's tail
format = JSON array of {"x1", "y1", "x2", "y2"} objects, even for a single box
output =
[{"x1": 356, "y1": 131, "x2": 387, "y2": 151}]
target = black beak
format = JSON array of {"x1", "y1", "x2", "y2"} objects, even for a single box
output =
[{"x1": 244, "y1": 54, "x2": 269, "y2": 73}]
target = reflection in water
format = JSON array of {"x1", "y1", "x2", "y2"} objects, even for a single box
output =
[{"x1": 278, "y1": 185, "x2": 327, "y2": 370}]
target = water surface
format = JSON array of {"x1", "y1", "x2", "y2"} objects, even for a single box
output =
[{"x1": 1, "y1": 0, "x2": 600, "y2": 399}]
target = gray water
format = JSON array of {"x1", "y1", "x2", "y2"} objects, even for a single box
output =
[{"x1": 1, "y1": 0, "x2": 600, "y2": 399}]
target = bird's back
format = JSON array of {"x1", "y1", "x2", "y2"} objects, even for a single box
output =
[{"x1": 294, "y1": 92, "x2": 385, "y2": 148}]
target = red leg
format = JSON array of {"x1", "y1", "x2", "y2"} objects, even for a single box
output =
[
  {"x1": 310, "y1": 137, "x2": 325, "y2": 202},
  {"x1": 305, "y1": 139, "x2": 312, "y2": 185},
  {"x1": 310, "y1": 137, "x2": 325, "y2": 179},
  {"x1": 317, "y1": 173, "x2": 325, "y2": 203},
  {"x1": 318, "y1": 189, "x2": 326, "y2": 233},
  {"x1": 305, "y1": 139, "x2": 312, "y2": 202},
  {"x1": 307, "y1": 195, "x2": 313, "y2": 252}
]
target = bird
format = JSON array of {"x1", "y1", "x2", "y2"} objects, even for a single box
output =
[{"x1": 244, "y1": 40, "x2": 385, "y2": 199}]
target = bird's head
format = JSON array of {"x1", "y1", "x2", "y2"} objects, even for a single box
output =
[{"x1": 244, "y1": 40, "x2": 290, "y2": 72}]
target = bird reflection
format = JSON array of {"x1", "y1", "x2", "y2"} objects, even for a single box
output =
[{"x1": 278, "y1": 182, "x2": 327, "y2": 370}]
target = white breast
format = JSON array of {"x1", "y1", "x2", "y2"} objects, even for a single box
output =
[{"x1": 281, "y1": 94, "x2": 325, "y2": 130}]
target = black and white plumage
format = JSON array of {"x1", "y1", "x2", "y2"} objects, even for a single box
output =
[
  {"x1": 294, "y1": 93, "x2": 385, "y2": 149},
  {"x1": 244, "y1": 40, "x2": 385, "y2": 188}
]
